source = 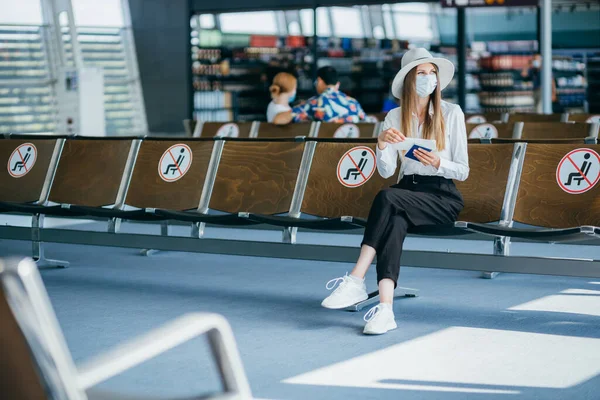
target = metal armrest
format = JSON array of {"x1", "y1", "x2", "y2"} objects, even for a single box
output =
[{"x1": 76, "y1": 313, "x2": 252, "y2": 399}]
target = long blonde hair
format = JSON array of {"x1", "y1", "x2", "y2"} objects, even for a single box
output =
[
  {"x1": 400, "y1": 65, "x2": 446, "y2": 151},
  {"x1": 269, "y1": 72, "x2": 297, "y2": 99}
]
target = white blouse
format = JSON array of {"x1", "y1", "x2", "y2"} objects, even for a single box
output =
[
  {"x1": 266, "y1": 101, "x2": 291, "y2": 123},
  {"x1": 376, "y1": 100, "x2": 470, "y2": 182}
]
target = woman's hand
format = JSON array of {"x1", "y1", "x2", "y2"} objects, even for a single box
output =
[
  {"x1": 378, "y1": 128, "x2": 405, "y2": 150},
  {"x1": 414, "y1": 148, "x2": 441, "y2": 169}
]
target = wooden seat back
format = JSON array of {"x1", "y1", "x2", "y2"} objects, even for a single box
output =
[
  {"x1": 0, "y1": 138, "x2": 59, "y2": 203},
  {"x1": 513, "y1": 144, "x2": 600, "y2": 228},
  {"x1": 301, "y1": 139, "x2": 395, "y2": 219},
  {"x1": 209, "y1": 139, "x2": 305, "y2": 215},
  {"x1": 49, "y1": 139, "x2": 133, "y2": 207},
  {"x1": 508, "y1": 113, "x2": 564, "y2": 123},
  {"x1": 520, "y1": 122, "x2": 597, "y2": 140},
  {"x1": 455, "y1": 144, "x2": 514, "y2": 223},
  {"x1": 567, "y1": 114, "x2": 600, "y2": 124},
  {"x1": 125, "y1": 139, "x2": 214, "y2": 210},
  {"x1": 492, "y1": 138, "x2": 590, "y2": 144},
  {"x1": 255, "y1": 122, "x2": 313, "y2": 138},
  {"x1": 465, "y1": 112, "x2": 505, "y2": 124},
  {"x1": 0, "y1": 285, "x2": 47, "y2": 400},
  {"x1": 466, "y1": 123, "x2": 515, "y2": 139},
  {"x1": 315, "y1": 122, "x2": 378, "y2": 139},
  {"x1": 195, "y1": 122, "x2": 253, "y2": 138}
]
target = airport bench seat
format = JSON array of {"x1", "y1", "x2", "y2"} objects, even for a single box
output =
[
  {"x1": 461, "y1": 222, "x2": 597, "y2": 243},
  {"x1": 464, "y1": 143, "x2": 600, "y2": 243}
]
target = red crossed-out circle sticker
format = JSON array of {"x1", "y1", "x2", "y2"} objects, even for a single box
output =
[
  {"x1": 586, "y1": 115, "x2": 600, "y2": 124},
  {"x1": 556, "y1": 148, "x2": 600, "y2": 194},
  {"x1": 466, "y1": 115, "x2": 486, "y2": 124},
  {"x1": 333, "y1": 123, "x2": 360, "y2": 139},
  {"x1": 469, "y1": 123, "x2": 498, "y2": 139},
  {"x1": 158, "y1": 144, "x2": 193, "y2": 182},
  {"x1": 7, "y1": 143, "x2": 37, "y2": 178},
  {"x1": 337, "y1": 146, "x2": 376, "y2": 188},
  {"x1": 216, "y1": 123, "x2": 239, "y2": 137}
]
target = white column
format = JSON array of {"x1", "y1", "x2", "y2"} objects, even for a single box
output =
[
  {"x1": 540, "y1": 0, "x2": 552, "y2": 114},
  {"x1": 120, "y1": 0, "x2": 149, "y2": 134}
]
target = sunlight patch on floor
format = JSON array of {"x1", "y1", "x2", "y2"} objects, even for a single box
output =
[{"x1": 284, "y1": 327, "x2": 600, "y2": 394}]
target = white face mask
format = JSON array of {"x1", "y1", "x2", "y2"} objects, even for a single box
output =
[{"x1": 416, "y1": 74, "x2": 437, "y2": 98}]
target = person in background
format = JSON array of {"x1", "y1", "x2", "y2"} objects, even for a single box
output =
[
  {"x1": 266, "y1": 72, "x2": 297, "y2": 123},
  {"x1": 273, "y1": 66, "x2": 366, "y2": 124}
]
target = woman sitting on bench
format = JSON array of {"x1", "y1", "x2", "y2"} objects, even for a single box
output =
[{"x1": 321, "y1": 48, "x2": 470, "y2": 335}]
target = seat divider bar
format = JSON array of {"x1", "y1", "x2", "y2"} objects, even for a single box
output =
[
  {"x1": 588, "y1": 122, "x2": 599, "y2": 139},
  {"x1": 483, "y1": 142, "x2": 527, "y2": 279},
  {"x1": 249, "y1": 121, "x2": 260, "y2": 138},
  {"x1": 38, "y1": 138, "x2": 66, "y2": 205},
  {"x1": 372, "y1": 122, "x2": 382, "y2": 138},
  {"x1": 501, "y1": 142, "x2": 527, "y2": 227},
  {"x1": 32, "y1": 139, "x2": 70, "y2": 269},
  {"x1": 308, "y1": 121, "x2": 320, "y2": 138},
  {"x1": 512, "y1": 122, "x2": 524, "y2": 139},
  {"x1": 192, "y1": 140, "x2": 225, "y2": 238},
  {"x1": 192, "y1": 120, "x2": 204, "y2": 138},
  {"x1": 283, "y1": 141, "x2": 316, "y2": 244},
  {"x1": 108, "y1": 139, "x2": 142, "y2": 234}
]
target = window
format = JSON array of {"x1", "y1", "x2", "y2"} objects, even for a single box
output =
[
  {"x1": 72, "y1": 0, "x2": 124, "y2": 27},
  {"x1": 392, "y1": 3, "x2": 431, "y2": 13},
  {"x1": 300, "y1": 9, "x2": 314, "y2": 36},
  {"x1": 331, "y1": 7, "x2": 364, "y2": 38},
  {"x1": 382, "y1": 5, "x2": 396, "y2": 39},
  {"x1": 300, "y1": 8, "x2": 331, "y2": 37},
  {"x1": 0, "y1": 0, "x2": 54, "y2": 135},
  {"x1": 220, "y1": 11, "x2": 277, "y2": 34},
  {"x1": 373, "y1": 25, "x2": 385, "y2": 39},
  {"x1": 199, "y1": 14, "x2": 215, "y2": 29},
  {"x1": 385, "y1": 3, "x2": 435, "y2": 41},
  {"x1": 0, "y1": 0, "x2": 43, "y2": 24},
  {"x1": 288, "y1": 21, "x2": 301, "y2": 36},
  {"x1": 394, "y1": 13, "x2": 434, "y2": 41}
]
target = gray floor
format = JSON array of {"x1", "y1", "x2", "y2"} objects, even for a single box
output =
[{"x1": 1, "y1": 220, "x2": 600, "y2": 400}]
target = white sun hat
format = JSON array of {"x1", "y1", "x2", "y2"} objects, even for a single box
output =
[{"x1": 391, "y1": 48, "x2": 455, "y2": 98}]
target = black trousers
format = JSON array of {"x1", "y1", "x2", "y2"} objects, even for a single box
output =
[{"x1": 361, "y1": 175, "x2": 464, "y2": 287}]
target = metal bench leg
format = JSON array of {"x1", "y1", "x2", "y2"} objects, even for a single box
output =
[
  {"x1": 32, "y1": 215, "x2": 69, "y2": 268},
  {"x1": 191, "y1": 222, "x2": 205, "y2": 239},
  {"x1": 141, "y1": 221, "x2": 171, "y2": 256},
  {"x1": 481, "y1": 272, "x2": 499, "y2": 279},
  {"x1": 345, "y1": 286, "x2": 419, "y2": 312},
  {"x1": 282, "y1": 227, "x2": 297, "y2": 244},
  {"x1": 481, "y1": 236, "x2": 510, "y2": 279}
]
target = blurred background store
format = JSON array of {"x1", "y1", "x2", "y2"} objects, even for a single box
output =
[{"x1": 1, "y1": 0, "x2": 599, "y2": 135}]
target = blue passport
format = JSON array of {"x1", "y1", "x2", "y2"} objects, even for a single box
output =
[{"x1": 405, "y1": 144, "x2": 433, "y2": 161}]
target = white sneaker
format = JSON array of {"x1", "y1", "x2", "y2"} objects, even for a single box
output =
[
  {"x1": 321, "y1": 274, "x2": 368, "y2": 309},
  {"x1": 363, "y1": 304, "x2": 397, "y2": 335}
]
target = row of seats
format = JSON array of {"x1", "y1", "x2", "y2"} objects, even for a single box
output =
[
  {"x1": 1, "y1": 136, "x2": 598, "y2": 244},
  {"x1": 467, "y1": 121, "x2": 600, "y2": 141},
  {"x1": 464, "y1": 112, "x2": 600, "y2": 124},
  {"x1": 360, "y1": 112, "x2": 600, "y2": 125},
  {"x1": 185, "y1": 120, "x2": 600, "y2": 142}
]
